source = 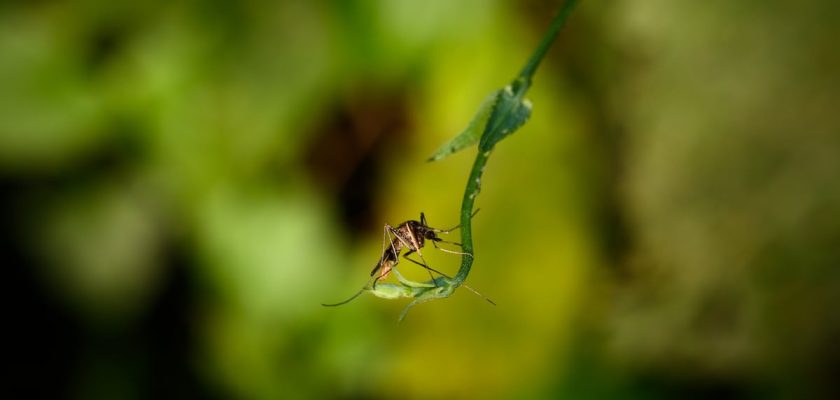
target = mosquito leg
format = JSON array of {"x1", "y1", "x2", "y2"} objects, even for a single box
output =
[
  {"x1": 433, "y1": 209, "x2": 481, "y2": 233},
  {"x1": 433, "y1": 239, "x2": 464, "y2": 247},
  {"x1": 462, "y1": 284, "x2": 496, "y2": 306},
  {"x1": 402, "y1": 249, "x2": 438, "y2": 285},
  {"x1": 402, "y1": 251, "x2": 453, "y2": 279},
  {"x1": 372, "y1": 225, "x2": 402, "y2": 289},
  {"x1": 431, "y1": 239, "x2": 473, "y2": 257},
  {"x1": 371, "y1": 224, "x2": 393, "y2": 277},
  {"x1": 435, "y1": 246, "x2": 473, "y2": 257}
]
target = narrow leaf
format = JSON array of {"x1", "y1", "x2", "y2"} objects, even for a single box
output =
[{"x1": 427, "y1": 90, "x2": 500, "y2": 162}]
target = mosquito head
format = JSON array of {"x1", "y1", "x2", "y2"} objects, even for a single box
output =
[{"x1": 423, "y1": 229, "x2": 440, "y2": 241}]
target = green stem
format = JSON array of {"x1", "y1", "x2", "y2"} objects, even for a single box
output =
[
  {"x1": 452, "y1": 149, "x2": 491, "y2": 285},
  {"x1": 515, "y1": 0, "x2": 579, "y2": 95},
  {"x1": 450, "y1": 0, "x2": 579, "y2": 287}
]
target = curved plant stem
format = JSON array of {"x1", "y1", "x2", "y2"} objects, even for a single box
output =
[
  {"x1": 449, "y1": 0, "x2": 579, "y2": 288},
  {"x1": 452, "y1": 149, "x2": 490, "y2": 285}
]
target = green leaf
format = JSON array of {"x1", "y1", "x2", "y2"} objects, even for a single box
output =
[
  {"x1": 369, "y1": 283, "x2": 417, "y2": 299},
  {"x1": 427, "y1": 90, "x2": 501, "y2": 162},
  {"x1": 478, "y1": 84, "x2": 532, "y2": 152}
]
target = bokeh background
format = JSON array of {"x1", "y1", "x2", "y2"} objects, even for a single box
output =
[{"x1": 3, "y1": 0, "x2": 839, "y2": 398}]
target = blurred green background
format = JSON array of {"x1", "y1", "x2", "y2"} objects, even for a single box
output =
[{"x1": 3, "y1": 0, "x2": 839, "y2": 398}]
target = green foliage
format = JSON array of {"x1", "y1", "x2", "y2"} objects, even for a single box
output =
[
  {"x1": 477, "y1": 81, "x2": 532, "y2": 152},
  {"x1": 427, "y1": 81, "x2": 534, "y2": 162},
  {"x1": 427, "y1": 89, "x2": 499, "y2": 161}
]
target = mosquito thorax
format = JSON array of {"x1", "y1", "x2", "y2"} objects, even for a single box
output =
[{"x1": 405, "y1": 220, "x2": 436, "y2": 242}]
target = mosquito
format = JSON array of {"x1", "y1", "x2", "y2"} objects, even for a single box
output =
[
  {"x1": 370, "y1": 210, "x2": 476, "y2": 288},
  {"x1": 322, "y1": 210, "x2": 495, "y2": 307}
]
